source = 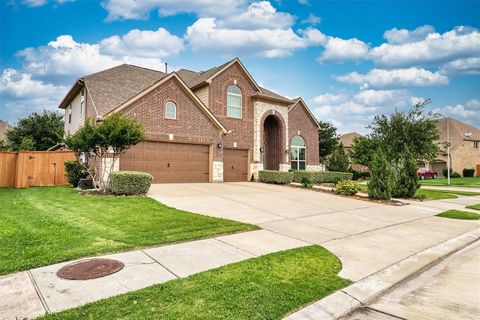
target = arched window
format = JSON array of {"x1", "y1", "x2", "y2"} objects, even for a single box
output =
[
  {"x1": 165, "y1": 101, "x2": 176, "y2": 119},
  {"x1": 291, "y1": 136, "x2": 306, "y2": 170},
  {"x1": 227, "y1": 85, "x2": 242, "y2": 118}
]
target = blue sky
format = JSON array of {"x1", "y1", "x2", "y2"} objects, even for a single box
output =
[{"x1": 1, "y1": 0, "x2": 479, "y2": 133}]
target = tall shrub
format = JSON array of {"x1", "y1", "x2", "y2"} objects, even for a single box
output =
[
  {"x1": 393, "y1": 148, "x2": 419, "y2": 198},
  {"x1": 326, "y1": 142, "x2": 350, "y2": 172},
  {"x1": 368, "y1": 148, "x2": 393, "y2": 200}
]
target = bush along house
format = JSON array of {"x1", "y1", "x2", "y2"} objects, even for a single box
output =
[{"x1": 59, "y1": 58, "x2": 321, "y2": 183}]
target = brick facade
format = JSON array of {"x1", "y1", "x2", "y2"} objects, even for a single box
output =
[
  {"x1": 288, "y1": 102, "x2": 320, "y2": 165},
  {"x1": 208, "y1": 63, "x2": 258, "y2": 150},
  {"x1": 120, "y1": 77, "x2": 224, "y2": 161}
]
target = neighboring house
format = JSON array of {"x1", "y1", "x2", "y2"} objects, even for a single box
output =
[
  {"x1": 339, "y1": 132, "x2": 362, "y2": 153},
  {"x1": 58, "y1": 58, "x2": 321, "y2": 183},
  {"x1": 427, "y1": 118, "x2": 480, "y2": 177},
  {"x1": 0, "y1": 120, "x2": 13, "y2": 141}
]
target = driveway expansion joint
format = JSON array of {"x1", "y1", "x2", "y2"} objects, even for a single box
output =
[
  {"x1": 140, "y1": 250, "x2": 180, "y2": 279},
  {"x1": 27, "y1": 269, "x2": 50, "y2": 314}
]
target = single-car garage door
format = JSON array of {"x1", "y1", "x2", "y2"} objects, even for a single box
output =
[
  {"x1": 120, "y1": 141, "x2": 209, "y2": 183},
  {"x1": 223, "y1": 149, "x2": 248, "y2": 182}
]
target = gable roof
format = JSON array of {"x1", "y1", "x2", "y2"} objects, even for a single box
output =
[
  {"x1": 436, "y1": 117, "x2": 480, "y2": 152},
  {"x1": 339, "y1": 132, "x2": 362, "y2": 148},
  {"x1": 103, "y1": 72, "x2": 229, "y2": 134},
  {"x1": 288, "y1": 98, "x2": 321, "y2": 129},
  {"x1": 0, "y1": 120, "x2": 13, "y2": 140}
]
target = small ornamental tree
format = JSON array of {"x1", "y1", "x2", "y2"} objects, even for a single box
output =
[
  {"x1": 326, "y1": 142, "x2": 350, "y2": 172},
  {"x1": 393, "y1": 148, "x2": 420, "y2": 198},
  {"x1": 65, "y1": 113, "x2": 145, "y2": 192},
  {"x1": 368, "y1": 148, "x2": 393, "y2": 200}
]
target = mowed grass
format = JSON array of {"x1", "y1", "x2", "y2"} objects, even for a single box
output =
[
  {"x1": 467, "y1": 204, "x2": 480, "y2": 211},
  {"x1": 353, "y1": 182, "x2": 480, "y2": 200},
  {"x1": 0, "y1": 187, "x2": 257, "y2": 275},
  {"x1": 41, "y1": 246, "x2": 351, "y2": 320},
  {"x1": 436, "y1": 210, "x2": 480, "y2": 220},
  {"x1": 420, "y1": 177, "x2": 480, "y2": 187}
]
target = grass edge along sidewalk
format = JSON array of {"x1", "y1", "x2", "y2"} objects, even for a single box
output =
[
  {"x1": 0, "y1": 186, "x2": 257, "y2": 275},
  {"x1": 40, "y1": 246, "x2": 351, "y2": 320}
]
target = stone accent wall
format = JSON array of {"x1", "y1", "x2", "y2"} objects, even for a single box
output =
[
  {"x1": 307, "y1": 164, "x2": 324, "y2": 171},
  {"x1": 212, "y1": 161, "x2": 224, "y2": 182},
  {"x1": 253, "y1": 101, "x2": 289, "y2": 163},
  {"x1": 450, "y1": 141, "x2": 480, "y2": 174},
  {"x1": 288, "y1": 102, "x2": 320, "y2": 165},
  {"x1": 100, "y1": 156, "x2": 119, "y2": 184},
  {"x1": 250, "y1": 163, "x2": 264, "y2": 180},
  {"x1": 279, "y1": 164, "x2": 291, "y2": 172},
  {"x1": 120, "y1": 77, "x2": 224, "y2": 161}
]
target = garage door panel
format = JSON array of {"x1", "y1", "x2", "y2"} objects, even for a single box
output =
[
  {"x1": 224, "y1": 149, "x2": 248, "y2": 182},
  {"x1": 121, "y1": 141, "x2": 210, "y2": 183}
]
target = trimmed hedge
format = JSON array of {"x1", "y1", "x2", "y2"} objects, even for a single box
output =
[
  {"x1": 351, "y1": 170, "x2": 370, "y2": 181},
  {"x1": 463, "y1": 168, "x2": 475, "y2": 177},
  {"x1": 109, "y1": 171, "x2": 153, "y2": 195},
  {"x1": 292, "y1": 171, "x2": 353, "y2": 184},
  {"x1": 258, "y1": 170, "x2": 294, "y2": 184}
]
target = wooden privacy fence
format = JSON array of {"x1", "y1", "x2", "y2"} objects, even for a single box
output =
[{"x1": 0, "y1": 151, "x2": 76, "y2": 188}]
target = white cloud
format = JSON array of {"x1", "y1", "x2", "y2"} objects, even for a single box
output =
[
  {"x1": 370, "y1": 26, "x2": 480, "y2": 67},
  {"x1": 439, "y1": 57, "x2": 480, "y2": 76},
  {"x1": 383, "y1": 25, "x2": 435, "y2": 44},
  {"x1": 21, "y1": 0, "x2": 75, "y2": 7},
  {"x1": 100, "y1": 28, "x2": 184, "y2": 58},
  {"x1": 0, "y1": 68, "x2": 66, "y2": 99},
  {"x1": 319, "y1": 37, "x2": 370, "y2": 62},
  {"x1": 101, "y1": 0, "x2": 246, "y2": 21},
  {"x1": 217, "y1": 1, "x2": 295, "y2": 30},
  {"x1": 185, "y1": 18, "x2": 309, "y2": 57},
  {"x1": 17, "y1": 30, "x2": 183, "y2": 77},
  {"x1": 312, "y1": 89, "x2": 423, "y2": 134},
  {"x1": 433, "y1": 100, "x2": 480, "y2": 121},
  {"x1": 334, "y1": 67, "x2": 449, "y2": 89},
  {"x1": 0, "y1": 69, "x2": 68, "y2": 118},
  {"x1": 301, "y1": 13, "x2": 321, "y2": 25}
]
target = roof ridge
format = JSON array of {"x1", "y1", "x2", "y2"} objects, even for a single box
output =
[{"x1": 124, "y1": 64, "x2": 166, "y2": 74}]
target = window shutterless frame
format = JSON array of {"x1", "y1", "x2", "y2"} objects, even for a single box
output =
[
  {"x1": 165, "y1": 101, "x2": 177, "y2": 119},
  {"x1": 290, "y1": 135, "x2": 306, "y2": 170},
  {"x1": 227, "y1": 85, "x2": 242, "y2": 119}
]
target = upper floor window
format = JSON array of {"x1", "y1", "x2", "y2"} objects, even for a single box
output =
[
  {"x1": 165, "y1": 101, "x2": 177, "y2": 119},
  {"x1": 68, "y1": 104, "x2": 72, "y2": 124},
  {"x1": 474, "y1": 141, "x2": 479, "y2": 149},
  {"x1": 227, "y1": 85, "x2": 242, "y2": 119},
  {"x1": 291, "y1": 135, "x2": 306, "y2": 170},
  {"x1": 80, "y1": 89, "x2": 85, "y2": 115}
]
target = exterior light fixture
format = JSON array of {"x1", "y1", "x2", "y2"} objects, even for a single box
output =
[
  {"x1": 217, "y1": 142, "x2": 223, "y2": 149},
  {"x1": 260, "y1": 147, "x2": 264, "y2": 153},
  {"x1": 285, "y1": 149, "x2": 290, "y2": 154}
]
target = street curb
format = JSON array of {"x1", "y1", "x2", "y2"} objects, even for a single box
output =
[{"x1": 284, "y1": 228, "x2": 480, "y2": 320}]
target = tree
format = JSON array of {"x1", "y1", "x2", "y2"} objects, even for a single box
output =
[
  {"x1": 350, "y1": 100, "x2": 440, "y2": 166},
  {"x1": 392, "y1": 147, "x2": 420, "y2": 198},
  {"x1": 326, "y1": 142, "x2": 350, "y2": 172},
  {"x1": 6, "y1": 110, "x2": 63, "y2": 151},
  {"x1": 0, "y1": 140, "x2": 8, "y2": 151},
  {"x1": 368, "y1": 148, "x2": 393, "y2": 200},
  {"x1": 350, "y1": 135, "x2": 381, "y2": 166},
  {"x1": 65, "y1": 113, "x2": 145, "y2": 192},
  {"x1": 318, "y1": 121, "x2": 339, "y2": 162}
]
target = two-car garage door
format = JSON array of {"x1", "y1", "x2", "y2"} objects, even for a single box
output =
[
  {"x1": 121, "y1": 141, "x2": 209, "y2": 183},
  {"x1": 121, "y1": 141, "x2": 249, "y2": 183}
]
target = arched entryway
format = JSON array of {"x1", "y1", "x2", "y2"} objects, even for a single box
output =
[{"x1": 263, "y1": 114, "x2": 282, "y2": 170}]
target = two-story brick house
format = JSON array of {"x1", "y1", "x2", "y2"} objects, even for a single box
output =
[{"x1": 59, "y1": 58, "x2": 321, "y2": 183}]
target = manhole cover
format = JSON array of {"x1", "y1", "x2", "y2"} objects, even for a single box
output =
[{"x1": 56, "y1": 258, "x2": 124, "y2": 280}]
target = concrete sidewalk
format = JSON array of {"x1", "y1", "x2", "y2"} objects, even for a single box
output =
[
  {"x1": 420, "y1": 185, "x2": 480, "y2": 193},
  {"x1": 2, "y1": 183, "x2": 479, "y2": 319}
]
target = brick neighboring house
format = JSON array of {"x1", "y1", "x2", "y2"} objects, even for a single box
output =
[
  {"x1": 426, "y1": 118, "x2": 480, "y2": 177},
  {"x1": 0, "y1": 120, "x2": 13, "y2": 141},
  {"x1": 58, "y1": 58, "x2": 321, "y2": 183},
  {"x1": 339, "y1": 132, "x2": 362, "y2": 154}
]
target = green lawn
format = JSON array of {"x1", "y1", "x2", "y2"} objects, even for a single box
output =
[
  {"x1": 0, "y1": 187, "x2": 257, "y2": 275},
  {"x1": 420, "y1": 177, "x2": 480, "y2": 187},
  {"x1": 41, "y1": 246, "x2": 351, "y2": 320},
  {"x1": 467, "y1": 204, "x2": 480, "y2": 211},
  {"x1": 436, "y1": 210, "x2": 480, "y2": 220}
]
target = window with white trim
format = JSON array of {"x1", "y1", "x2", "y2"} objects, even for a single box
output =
[
  {"x1": 227, "y1": 85, "x2": 242, "y2": 118},
  {"x1": 291, "y1": 135, "x2": 306, "y2": 170},
  {"x1": 165, "y1": 101, "x2": 177, "y2": 119},
  {"x1": 80, "y1": 89, "x2": 85, "y2": 115}
]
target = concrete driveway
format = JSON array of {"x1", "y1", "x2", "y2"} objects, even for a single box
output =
[{"x1": 149, "y1": 182, "x2": 480, "y2": 281}]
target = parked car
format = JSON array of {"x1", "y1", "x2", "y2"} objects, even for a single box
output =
[{"x1": 417, "y1": 167, "x2": 437, "y2": 180}]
